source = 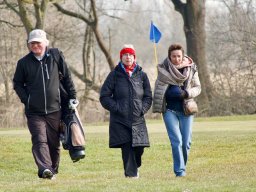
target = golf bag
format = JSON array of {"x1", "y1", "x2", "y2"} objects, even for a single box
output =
[
  {"x1": 59, "y1": 82, "x2": 85, "y2": 162},
  {"x1": 60, "y1": 107, "x2": 85, "y2": 163},
  {"x1": 50, "y1": 48, "x2": 86, "y2": 162}
]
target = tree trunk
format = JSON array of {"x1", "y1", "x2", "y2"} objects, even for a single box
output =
[{"x1": 171, "y1": 0, "x2": 213, "y2": 114}]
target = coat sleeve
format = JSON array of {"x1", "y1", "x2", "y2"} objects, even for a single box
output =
[
  {"x1": 58, "y1": 50, "x2": 77, "y2": 100},
  {"x1": 186, "y1": 71, "x2": 201, "y2": 98},
  {"x1": 141, "y1": 72, "x2": 152, "y2": 115},
  {"x1": 99, "y1": 71, "x2": 118, "y2": 113},
  {"x1": 13, "y1": 61, "x2": 28, "y2": 104}
]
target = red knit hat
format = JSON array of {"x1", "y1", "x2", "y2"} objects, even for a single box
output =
[{"x1": 120, "y1": 44, "x2": 136, "y2": 60}]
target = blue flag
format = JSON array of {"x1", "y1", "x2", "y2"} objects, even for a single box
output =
[{"x1": 150, "y1": 21, "x2": 162, "y2": 43}]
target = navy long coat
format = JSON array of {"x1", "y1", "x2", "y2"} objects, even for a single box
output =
[{"x1": 100, "y1": 63, "x2": 152, "y2": 148}]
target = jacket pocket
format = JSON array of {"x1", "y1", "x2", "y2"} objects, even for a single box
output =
[
  {"x1": 116, "y1": 99, "x2": 129, "y2": 117},
  {"x1": 27, "y1": 91, "x2": 44, "y2": 112},
  {"x1": 133, "y1": 99, "x2": 143, "y2": 117}
]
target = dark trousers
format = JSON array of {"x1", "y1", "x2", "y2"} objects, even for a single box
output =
[
  {"x1": 121, "y1": 142, "x2": 144, "y2": 177},
  {"x1": 26, "y1": 111, "x2": 61, "y2": 178}
]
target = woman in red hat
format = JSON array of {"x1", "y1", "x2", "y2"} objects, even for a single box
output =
[{"x1": 100, "y1": 44, "x2": 152, "y2": 178}]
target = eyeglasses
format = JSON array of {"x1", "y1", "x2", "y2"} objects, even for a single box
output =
[
  {"x1": 29, "y1": 41, "x2": 43, "y2": 45},
  {"x1": 122, "y1": 53, "x2": 134, "y2": 57}
]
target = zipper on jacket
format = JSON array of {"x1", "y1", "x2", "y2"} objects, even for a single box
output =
[
  {"x1": 40, "y1": 62, "x2": 48, "y2": 114},
  {"x1": 58, "y1": 88, "x2": 61, "y2": 106},
  {"x1": 45, "y1": 64, "x2": 50, "y2": 79},
  {"x1": 27, "y1": 94, "x2": 30, "y2": 109}
]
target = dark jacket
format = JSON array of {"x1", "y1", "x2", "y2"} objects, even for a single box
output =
[
  {"x1": 100, "y1": 63, "x2": 152, "y2": 148},
  {"x1": 13, "y1": 48, "x2": 76, "y2": 115}
]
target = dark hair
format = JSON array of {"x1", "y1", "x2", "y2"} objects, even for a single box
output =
[{"x1": 168, "y1": 43, "x2": 184, "y2": 58}]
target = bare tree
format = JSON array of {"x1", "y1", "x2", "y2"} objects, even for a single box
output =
[
  {"x1": 0, "y1": 12, "x2": 27, "y2": 127},
  {"x1": 0, "y1": 27, "x2": 11, "y2": 104},
  {"x1": 207, "y1": 0, "x2": 256, "y2": 115},
  {"x1": 53, "y1": 0, "x2": 115, "y2": 71},
  {"x1": 3, "y1": 0, "x2": 49, "y2": 35}
]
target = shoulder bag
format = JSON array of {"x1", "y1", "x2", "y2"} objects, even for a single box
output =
[
  {"x1": 183, "y1": 99, "x2": 198, "y2": 116},
  {"x1": 183, "y1": 65, "x2": 198, "y2": 116}
]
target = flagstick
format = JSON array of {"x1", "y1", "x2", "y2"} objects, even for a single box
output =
[
  {"x1": 153, "y1": 39, "x2": 163, "y2": 121},
  {"x1": 150, "y1": 21, "x2": 163, "y2": 120},
  {"x1": 153, "y1": 44, "x2": 164, "y2": 121},
  {"x1": 153, "y1": 42, "x2": 159, "y2": 81},
  {"x1": 153, "y1": 42, "x2": 158, "y2": 65}
]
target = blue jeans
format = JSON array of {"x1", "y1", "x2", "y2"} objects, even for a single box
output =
[{"x1": 163, "y1": 109, "x2": 194, "y2": 176}]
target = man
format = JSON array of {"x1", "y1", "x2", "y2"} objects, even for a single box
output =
[{"x1": 13, "y1": 29, "x2": 78, "y2": 179}]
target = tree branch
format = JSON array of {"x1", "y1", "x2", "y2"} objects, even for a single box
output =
[
  {"x1": 171, "y1": 0, "x2": 185, "y2": 14},
  {"x1": 53, "y1": 0, "x2": 115, "y2": 70},
  {"x1": 3, "y1": 0, "x2": 19, "y2": 15},
  {"x1": 33, "y1": 0, "x2": 42, "y2": 28},
  {"x1": 53, "y1": 2, "x2": 94, "y2": 25},
  {"x1": 69, "y1": 66, "x2": 100, "y2": 92},
  {"x1": 17, "y1": 0, "x2": 33, "y2": 34},
  {"x1": 90, "y1": 0, "x2": 97, "y2": 24},
  {"x1": 0, "y1": 19, "x2": 23, "y2": 27}
]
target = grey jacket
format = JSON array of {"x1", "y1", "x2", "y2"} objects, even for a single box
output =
[{"x1": 152, "y1": 62, "x2": 201, "y2": 113}]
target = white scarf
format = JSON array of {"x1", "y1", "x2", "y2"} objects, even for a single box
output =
[{"x1": 157, "y1": 56, "x2": 193, "y2": 86}]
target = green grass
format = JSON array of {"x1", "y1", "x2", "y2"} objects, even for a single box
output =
[{"x1": 0, "y1": 115, "x2": 256, "y2": 192}]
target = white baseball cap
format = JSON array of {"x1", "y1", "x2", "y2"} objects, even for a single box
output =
[{"x1": 27, "y1": 29, "x2": 49, "y2": 45}]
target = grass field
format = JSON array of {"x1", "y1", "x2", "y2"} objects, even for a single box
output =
[{"x1": 0, "y1": 115, "x2": 256, "y2": 192}]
